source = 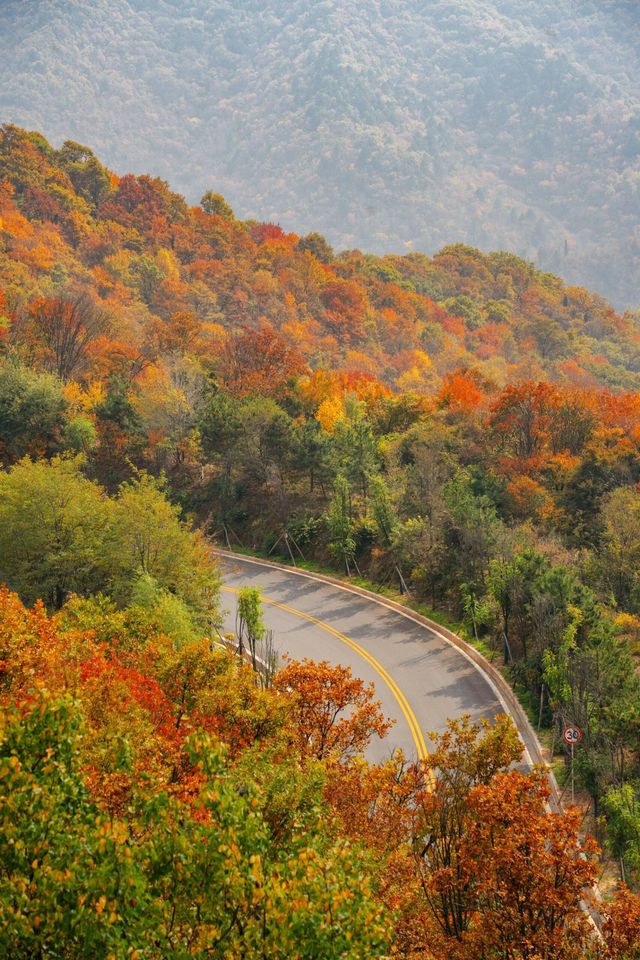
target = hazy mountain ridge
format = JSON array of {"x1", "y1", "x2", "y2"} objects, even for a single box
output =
[{"x1": 0, "y1": 0, "x2": 638, "y2": 307}]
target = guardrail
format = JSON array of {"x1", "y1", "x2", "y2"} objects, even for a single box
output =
[{"x1": 213, "y1": 630, "x2": 273, "y2": 681}]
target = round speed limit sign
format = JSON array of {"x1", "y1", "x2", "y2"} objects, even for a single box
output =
[{"x1": 563, "y1": 725, "x2": 583, "y2": 746}]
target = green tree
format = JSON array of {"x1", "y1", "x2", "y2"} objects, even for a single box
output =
[
  {"x1": 199, "y1": 389, "x2": 245, "y2": 535},
  {"x1": 236, "y1": 585, "x2": 266, "y2": 669},
  {"x1": 370, "y1": 474, "x2": 396, "y2": 548},
  {"x1": 326, "y1": 474, "x2": 357, "y2": 575},
  {"x1": 460, "y1": 582, "x2": 497, "y2": 643},
  {"x1": 0, "y1": 455, "x2": 111, "y2": 608},
  {"x1": 543, "y1": 607, "x2": 640, "y2": 808},
  {"x1": 63, "y1": 416, "x2": 98, "y2": 453},
  {"x1": 0, "y1": 361, "x2": 67, "y2": 465},
  {"x1": 442, "y1": 470, "x2": 500, "y2": 601},
  {"x1": 558, "y1": 446, "x2": 624, "y2": 548},
  {"x1": 199, "y1": 390, "x2": 244, "y2": 462},
  {"x1": 297, "y1": 232, "x2": 334, "y2": 262},
  {"x1": 130, "y1": 571, "x2": 201, "y2": 648},
  {"x1": 293, "y1": 417, "x2": 332, "y2": 495},
  {"x1": 488, "y1": 549, "x2": 548, "y2": 662},
  {"x1": 0, "y1": 693, "x2": 391, "y2": 959},
  {"x1": 332, "y1": 398, "x2": 379, "y2": 499},
  {"x1": 370, "y1": 474, "x2": 410, "y2": 593},
  {"x1": 394, "y1": 515, "x2": 448, "y2": 607},
  {"x1": 0, "y1": 458, "x2": 219, "y2": 622},
  {"x1": 603, "y1": 784, "x2": 640, "y2": 885},
  {"x1": 597, "y1": 487, "x2": 640, "y2": 610},
  {"x1": 0, "y1": 695, "x2": 151, "y2": 959},
  {"x1": 132, "y1": 254, "x2": 164, "y2": 304},
  {"x1": 200, "y1": 190, "x2": 234, "y2": 219},
  {"x1": 56, "y1": 139, "x2": 112, "y2": 207},
  {"x1": 443, "y1": 294, "x2": 483, "y2": 328},
  {"x1": 109, "y1": 472, "x2": 220, "y2": 628}
]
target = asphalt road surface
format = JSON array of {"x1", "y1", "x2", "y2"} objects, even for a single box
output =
[{"x1": 220, "y1": 555, "x2": 508, "y2": 765}]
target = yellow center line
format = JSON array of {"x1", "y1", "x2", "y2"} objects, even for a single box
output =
[{"x1": 221, "y1": 584, "x2": 430, "y2": 765}]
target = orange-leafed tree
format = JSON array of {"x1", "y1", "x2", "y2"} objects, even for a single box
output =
[
  {"x1": 320, "y1": 278, "x2": 369, "y2": 342},
  {"x1": 146, "y1": 310, "x2": 204, "y2": 358},
  {"x1": 456, "y1": 770, "x2": 597, "y2": 960},
  {"x1": 274, "y1": 658, "x2": 392, "y2": 761},
  {"x1": 219, "y1": 321, "x2": 307, "y2": 398},
  {"x1": 603, "y1": 885, "x2": 640, "y2": 959},
  {"x1": 489, "y1": 380, "x2": 559, "y2": 462},
  {"x1": 409, "y1": 715, "x2": 523, "y2": 949},
  {"x1": 438, "y1": 368, "x2": 489, "y2": 411},
  {"x1": 326, "y1": 752, "x2": 425, "y2": 857},
  {"x1": 403, "y1": 714, "x2": 598, "y2": 960}
]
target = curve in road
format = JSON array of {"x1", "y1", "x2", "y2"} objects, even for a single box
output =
[
  {"x1": 222, "y1": 583, "x2": 429, "y2": 762},
  {"x1": 219, "y1": 553, "x2": 536, "y2": 768}
]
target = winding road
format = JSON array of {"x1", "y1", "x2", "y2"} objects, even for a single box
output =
[{"x1": 219, "y1": 552, "x2": 541, "y2": 768}]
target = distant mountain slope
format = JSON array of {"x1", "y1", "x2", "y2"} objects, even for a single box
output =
[{"x1": 0, "y1": 0, "x2": 638, "y2": 307}]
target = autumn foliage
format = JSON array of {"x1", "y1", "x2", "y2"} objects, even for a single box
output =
[
  {"x1": 2, "y1": 582, "x2": 640, "y2": 956},
  {"x1": 2, "y1": 124, "x2": 640, "y2": 955},
  {"x1": 274, "y1": 658, "x2": 392, "y2": 761}
]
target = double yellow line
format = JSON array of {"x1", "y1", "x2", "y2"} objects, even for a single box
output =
[{"x1": 221, "y1": 585, "x2": 430, "y2": 764}]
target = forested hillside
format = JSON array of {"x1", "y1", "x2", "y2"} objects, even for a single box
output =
[
  {"x1": 4, "y1": 125, "x2": 640, "y2": 954},
  {"x1": 0, "y1": 0, "x2": 638, "y2": 306}
]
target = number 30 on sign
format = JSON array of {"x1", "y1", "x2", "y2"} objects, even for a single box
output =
[{"x1": 563, "y1": 725, "x2": 583, "y2": 745}]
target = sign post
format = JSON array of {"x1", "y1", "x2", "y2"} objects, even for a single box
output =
[
  {"x1": 562, "y1": 725, "x2": 583, "y2": 804},
  {"x1": 571, "y1": 741, "x2": 574, "y2": 803}
]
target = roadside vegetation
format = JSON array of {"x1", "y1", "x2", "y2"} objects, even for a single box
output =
[{"x1": 2, "y1": 588, "x2": 639, "y2": 958}]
